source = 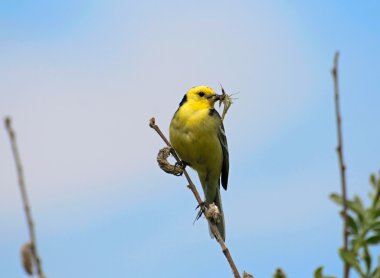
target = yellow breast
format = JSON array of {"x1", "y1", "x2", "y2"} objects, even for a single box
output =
[{"x1": 169, "y1": 104, "x2": 222, "y2": 174}]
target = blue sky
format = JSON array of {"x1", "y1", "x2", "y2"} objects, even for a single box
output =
[{"x1": 1, "y1": 1, "x2": 380, "y2": 277}]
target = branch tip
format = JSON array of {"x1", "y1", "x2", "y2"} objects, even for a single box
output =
[
  {"x1": 5, "y1": 116, "x2": 12, "y2": 128},
  {"x1": 149, "y1": 117, "x2": 156, "y2": 128}
]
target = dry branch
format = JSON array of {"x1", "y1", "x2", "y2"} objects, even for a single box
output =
[
  {"x1": 149, "y1": 117, "x2": 251, "y2": 278},
  {"x1": 5, "y1": 117, "x2": 46, "y2": 278},
  {"x1": 331, "y1": 52, "x2": 350, "y2": 278}
]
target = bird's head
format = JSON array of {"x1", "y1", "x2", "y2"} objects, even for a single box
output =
[{"x1": 181, "y1": 86, "x2": 221, "y2": 109}]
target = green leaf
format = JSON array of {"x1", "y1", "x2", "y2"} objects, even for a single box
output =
[
  {"x1": 330, "y1": 193, "x2": 343, "y2": 205},
  {"x1": 313, "y1": 266, "x2": 336, "y2": 278},
  {"x1": 370, "y1": 174, "x2": 376, "y2": 185},
  {"x1": 347, "y1": 214, "x2": 359, "y2": 234},
  {"x1": 273, "y1": 268, "x2": 287, "y2": 278},
  {"x1": 366, "y1": 235, "x2": 380, "y2": 245},
  {"x1": 368, "y1": 221, "x2": 380, "y2": 231},
  {"x1": 369, "y1": 208, "x2": 380, "y2": 220},
  {"x1": 371, "y1": 264, "x2": 380, "y2": 278},
  {"x1": 351, "y1": 235, "x2": 368, "y2": 253},
  {"x1": 314, "y1": 266, "x2": 336, "y2": 278},
  {"x1": 373, "y1": 184, "x2": 380, "y2": 207},
  {"x1": 369, "y1": 172, "x2": 380, "y2": 207},
  {"x1": 314, "y1": 267, "x2": 323, "y2": 278},
  {"x1": 374, "y1": 209, "x2": 380, "y2": 220},
  {"x1": 330, "y1": 194, "x2": 366, "y2": 222},
  {"x1": 351, "y1": 202, "x2": 366, "y2": 223},
  {"x1": 363, "y1": 245, "x2": 372, "y2": 274},
  {"x1": 340, "y1": 249, "x2": 358, "y2": 266},
  {"x1": 353, "y1": 195, "x2": 366, "y2": 212},
  {"x1": 339, "y1": 249, "x2": 364, "y2": 276}
]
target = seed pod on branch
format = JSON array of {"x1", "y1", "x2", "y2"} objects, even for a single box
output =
[{"x1": 21, "y1": 242, "x2": 34, "y2": 276}]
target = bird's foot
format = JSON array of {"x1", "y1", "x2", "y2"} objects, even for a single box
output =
[
  {"x1": 193, "y1": 202, "x2": 208, "y2": 223},
  {"x1": 173, "y1": 161, "x2": 187, "y2": 176}
]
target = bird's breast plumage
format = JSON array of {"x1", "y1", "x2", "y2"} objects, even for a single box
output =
[{"x1": 169, "y1": 105, "x2": 223, "y2": 175}]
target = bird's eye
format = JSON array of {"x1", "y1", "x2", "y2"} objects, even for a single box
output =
[{"x1": 198, "y1": 92, "x2": 205, "y2": 97}]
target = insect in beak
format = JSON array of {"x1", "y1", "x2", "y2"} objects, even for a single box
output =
[{"x1": 207, "y1": 94, "x2": 222, "y2": 101}]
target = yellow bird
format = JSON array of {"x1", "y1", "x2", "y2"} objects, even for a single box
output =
[{"x1": 169, "y1": 86, "x2": 229, "y2": 241}]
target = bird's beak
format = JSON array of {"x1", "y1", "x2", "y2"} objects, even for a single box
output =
[{"x1": 208, "y1": 94, "x2": 222, "y2": 101}]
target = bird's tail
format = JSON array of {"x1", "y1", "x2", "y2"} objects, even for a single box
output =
[{"x1": 209, "y1": 187, "x2": 226, "y2": 241}]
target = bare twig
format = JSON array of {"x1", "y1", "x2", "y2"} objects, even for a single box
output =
[
  {"x1": 5, "y1": 117, "x2": 46, "y2": 278},
  {"x1": 149, "y1": 117, "x2": 250, "y2": 278},
  {"x1": 331, "y1": 52, "x2": 350, "y2": 278}
]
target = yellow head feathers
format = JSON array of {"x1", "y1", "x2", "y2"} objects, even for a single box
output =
[{"x1": 181, "y1": 86, "x2": 219, "y2": 109}]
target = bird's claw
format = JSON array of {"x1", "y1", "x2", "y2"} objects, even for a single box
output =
[
  {"x1": 173, "y1": 161, "x2": 187, "y2": 176},
  {"x1": 193, "y1": 202, "x2": 208, "y2": 223}
]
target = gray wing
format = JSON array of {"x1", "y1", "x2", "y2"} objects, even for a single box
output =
[
  {"x1": 219, "y1": 122, "x2": 229, "y2": 190},
  {"x1": 209, "y1": 109, "x2": 229, "y2": 190}
]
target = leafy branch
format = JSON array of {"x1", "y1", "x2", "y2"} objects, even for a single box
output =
[
  {"x1": 330, "y1": 172, "x2": 380, "y2": 278},
  {"x1": 273, "y1": 52, "x2": 380, "y2": 278}
]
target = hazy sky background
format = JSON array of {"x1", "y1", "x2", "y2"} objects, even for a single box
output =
[{"x1": 1, "y1": 1, "x2": 379, "y2": 277}]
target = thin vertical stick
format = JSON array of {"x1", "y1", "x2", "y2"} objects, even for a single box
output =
[
  {"x1": 331, "y1": 52, "x2": 350, "y2": 278},
  {"x1": 5, "y1": 117, "x2": 46, "y2": 278}
]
